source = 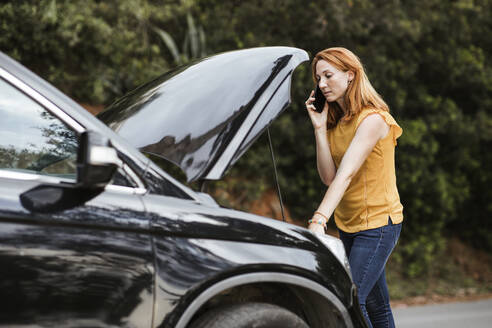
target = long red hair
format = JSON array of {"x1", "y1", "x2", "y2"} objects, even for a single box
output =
[{"x1": 311, "y1": 47, "x2": 389, "y2": 129}]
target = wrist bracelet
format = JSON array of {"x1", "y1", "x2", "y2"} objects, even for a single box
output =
[
  {"x1": 308, "y1": 218, "x2": 326, "y2": 229},
  {"x1": 314, "y1": 211, "x2": 330, "y2": 222}
]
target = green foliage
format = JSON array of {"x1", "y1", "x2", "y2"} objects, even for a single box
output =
[
  {"x1": 153, "y1": 12, "x2": 207, "y2": 65},
  {"x1": 2, "y1": 0, "x2": 491, "y2": 278},
  {"x1": 0, "y1": 0, "x2": 194, "y2": 104}
]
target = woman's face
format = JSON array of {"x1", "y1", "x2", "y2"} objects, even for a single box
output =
[{"x1": 315, "y1": 59, "x2": 353, "y2": 103}]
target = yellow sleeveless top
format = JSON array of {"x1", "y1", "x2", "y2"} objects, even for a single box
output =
[{"x1": 327, "y1": 107, "x2": 404, "y2": 233}]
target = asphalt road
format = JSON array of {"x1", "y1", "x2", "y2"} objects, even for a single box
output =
[{"x1": 393, "y1": 298, "x2": 492, "y2": 328}]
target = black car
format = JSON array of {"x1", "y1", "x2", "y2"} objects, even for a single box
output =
[{"x1": 0, "y1": 47, "x2": 367, "y2": 328}]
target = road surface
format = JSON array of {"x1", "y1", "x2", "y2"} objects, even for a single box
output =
[{"x1": 393, "y1": 298, "x2": 492, "y2": 328}]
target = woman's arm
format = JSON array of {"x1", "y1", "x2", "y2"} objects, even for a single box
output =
[
  {"x1": 314, "y1": 127, "x2": 336, "y2": 186},
  {"x1": 308, "y1": 113, "x2": 390, "y2": 233},
  {"x1": 305, "y1": 90, "x2": 337, "y2": 185}
]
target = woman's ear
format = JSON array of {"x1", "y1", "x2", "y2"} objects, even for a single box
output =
[{"x1": 348, "y1": 71, "x2": 355, "y2": 83}]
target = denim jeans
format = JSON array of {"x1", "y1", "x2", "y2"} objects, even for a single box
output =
[{"x1": 338, "y1": 218, "x2": 402, "y2": 328}]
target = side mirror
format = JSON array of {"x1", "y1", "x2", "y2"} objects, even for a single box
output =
[
  {"x1": 20, "y1": 131, "x2": 122, "y2": 213},
  {"x1": 77, "y1": 130, "x2": 122, "y2": 188},
  {"x1": 20, "y1": 184, "x2": 104, "y2": 213}
]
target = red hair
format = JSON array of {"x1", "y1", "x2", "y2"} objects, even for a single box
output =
[{"x1": 311, "y1": 47, "x2": 389, "y2": 129}]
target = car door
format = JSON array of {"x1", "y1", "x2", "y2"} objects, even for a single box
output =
[{"x1": 0, "y1": 73, "x2": 154, "y2": 327}]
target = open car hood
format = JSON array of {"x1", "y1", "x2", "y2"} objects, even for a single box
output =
[{"x1": 98, "y1": 47, "x2": 308, "y2": 182}]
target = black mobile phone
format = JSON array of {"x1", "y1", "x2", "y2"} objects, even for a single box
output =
[{"x1": 313, "y1": 86, "x2": 326, "y2": 113}]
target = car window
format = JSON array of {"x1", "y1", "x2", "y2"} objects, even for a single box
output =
[
  {"x1": 0, "y1": 78, "x2": 78, "y2": 180},
  {"x1": 112, "y1": 168, "x2": 138, "y2": 188}
]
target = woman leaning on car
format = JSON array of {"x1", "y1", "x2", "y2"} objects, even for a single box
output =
[{"x1": 305, "y1": 47, "x2": 403, "y2": 328}]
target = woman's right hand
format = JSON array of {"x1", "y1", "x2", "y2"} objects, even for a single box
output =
[{"x1": 305, "y1": 90, "x2": 328, "y2": 131}]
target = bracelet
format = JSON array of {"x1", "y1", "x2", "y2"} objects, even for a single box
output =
[
  {"x1": 308, "y1": 218, "x2": 326, "y2": 229},
  {"x1": 314, "y1": 211, "x2": 330, "y2": 222}
]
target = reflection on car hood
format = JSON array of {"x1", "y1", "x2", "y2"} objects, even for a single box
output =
[{"x1": 98, "y1": 47, "x2": 308, "y2": 182}]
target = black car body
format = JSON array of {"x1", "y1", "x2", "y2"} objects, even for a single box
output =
[{"x1": 0, "y1": 47, "x2": 367, "y2": 328}]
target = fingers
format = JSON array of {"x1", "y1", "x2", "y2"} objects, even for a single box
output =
[
  {"x1": 305, "y1": 90, "x2": 327, "y2": 130},
  {"x1": 305, "y1": 90, "x2": 316, "y2": 111},
  {"x1": 306, "y1": 90, "x2": 315, "y2": 104},
  {"x1": 309, "y1": 227, "x2": 325, "y2": 235}
]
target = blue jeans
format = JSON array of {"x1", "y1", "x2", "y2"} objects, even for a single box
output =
[{"x1": 338, "y1": 218, "x2": 402, "y2": 328}]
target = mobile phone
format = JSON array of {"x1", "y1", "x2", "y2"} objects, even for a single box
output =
[{"x1": 313, "y1": 86, "x2": 326, "y2": 113}]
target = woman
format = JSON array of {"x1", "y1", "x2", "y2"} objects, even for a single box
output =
[{"x1": 305, "y1": 47, "x2": 403, "y2": 328}]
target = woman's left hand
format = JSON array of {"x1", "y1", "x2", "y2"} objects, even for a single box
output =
[{"x1": 308, "y1": 222, "x2": 325, "y2": 235}]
